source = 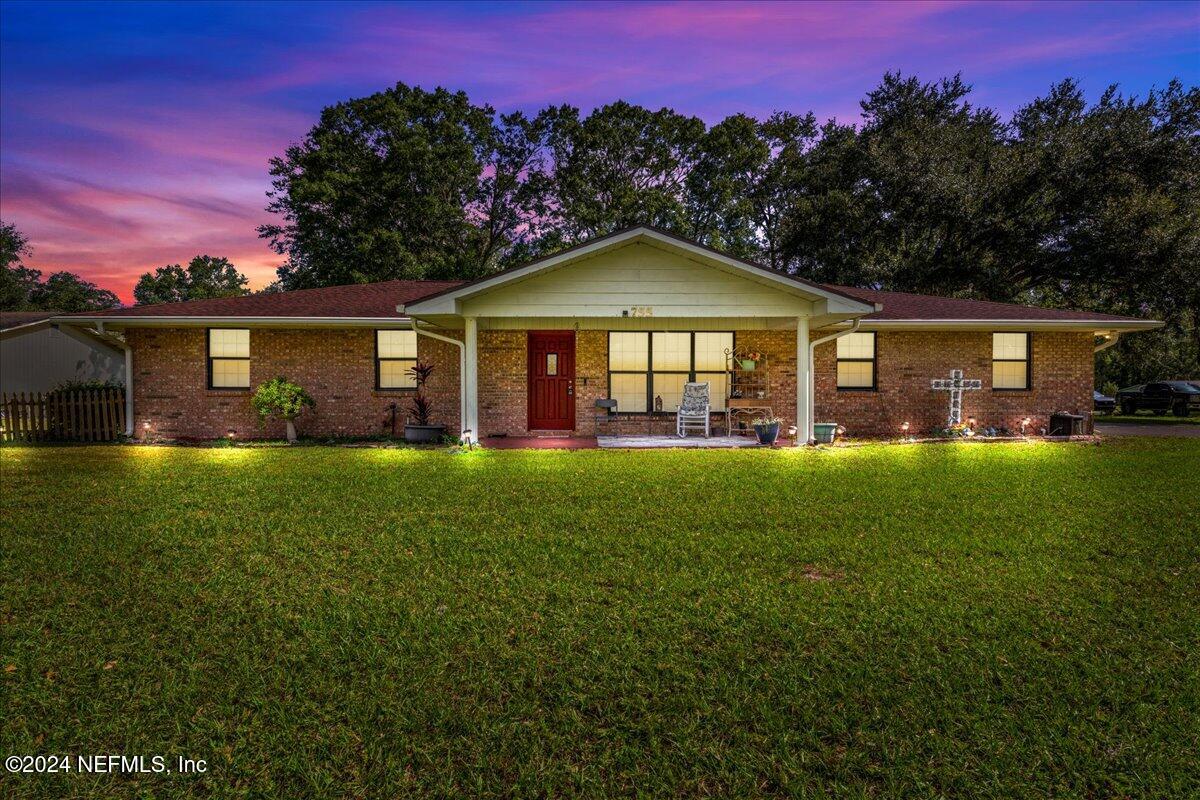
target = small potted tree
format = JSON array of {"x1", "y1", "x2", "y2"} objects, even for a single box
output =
[
  {"x1": 752, "y1": 415, "x2": 783, "y2": 446},
  {"x1": 252, "y1": 376, "x2": 315, "y2": 443},
  {"x1": 403, "y1": 361, "x2": 446, "y2": 443}
]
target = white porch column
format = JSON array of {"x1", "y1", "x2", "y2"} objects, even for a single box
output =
[
  {"x1": 796, "y1": 316, "x2": 811, "y2": 445},
  {"x1": 463, "y1": 316, "x2": 479, "y2": 440}
]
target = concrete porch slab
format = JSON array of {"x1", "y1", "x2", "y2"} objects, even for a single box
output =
[{"x1": 597, "y1": 434, "x2": 771, "y2": 448}]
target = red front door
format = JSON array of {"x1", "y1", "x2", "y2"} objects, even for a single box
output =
[{"x1": 528, "y1": 331, "x2": 575, "y2": 430}]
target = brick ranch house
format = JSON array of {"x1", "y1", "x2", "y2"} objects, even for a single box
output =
[{"x1": 56, "y1": 227, "x2": 1159, "y2": 443}]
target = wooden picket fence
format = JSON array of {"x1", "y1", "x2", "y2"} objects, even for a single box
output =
[{"x1": 0, "y1": 388, "x2": 126, "y2": 443}]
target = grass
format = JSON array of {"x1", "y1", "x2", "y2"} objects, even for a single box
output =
[
  {"x1": 2, "y1": 440, "x2": 1198, "y2": 798},
  {"x1": 1095, "y1": 413, "x2": 1199, "y2": 425}
]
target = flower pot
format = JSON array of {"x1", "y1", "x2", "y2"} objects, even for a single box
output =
[
  {"x1": 813, "y1": 422, "x2": 838, "y2": 444},
  {"x1": 739, "y1": 359, "x2": 757, "y2": 371},
  {"x1": 404, "y1": 424, "x2": 446, "y2": 443},
  {"x1": 753, "y1": 422, "x2": 780, "y2": 445}
]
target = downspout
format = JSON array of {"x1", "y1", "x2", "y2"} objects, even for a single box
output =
[
  {"x1": 1094, "y1": 332, "x2": 1121, "y2": 353},
  {"x1": 805, "y1": 318, "x2": 863, "y2": 443},
  {"x1": 408, "y1": 318, "x2": 468, "y2": 440}
]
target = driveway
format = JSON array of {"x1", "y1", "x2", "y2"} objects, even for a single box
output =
[{"x1": 1096, "y1": 422, "x2": 1200, "y2": 438}]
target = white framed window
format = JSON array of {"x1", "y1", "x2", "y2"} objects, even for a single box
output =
[
  {"x1": 207, "y1": 329, "x2": 250, "y2": 389},
  {"x1": 836, "y1": 331, "x2": 876, "y2": 390},
  {"x1": 992, "y1": 332, "x2": 1030, "y2": 390},
  {"x1": 376, "y1": 330, "x2": 418, "y2": 390},
  {"x1": 607, "y1": 331, "x2": 733, "y2": 413}
]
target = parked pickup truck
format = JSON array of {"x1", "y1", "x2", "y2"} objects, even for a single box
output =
[{"x1": 1115, "y1": 381, "x2": 1200, "y2": 417}]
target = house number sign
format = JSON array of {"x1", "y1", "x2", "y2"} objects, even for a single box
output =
[{"x1": 626, "y1": 306, "x2": 654, "y2": 317}]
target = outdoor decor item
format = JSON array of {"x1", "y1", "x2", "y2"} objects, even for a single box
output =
[
  {"x1": 931, "y1": 369, "x2": 982, "y2": 426},
  {"x1": 738, "y1": 351, "x2": 763, "y2": 370},
  {"x1": 404, "y1": 361, "x2": 445, "y2": 443},
  {"x1": 752, "y1": 415, "x2": 782, "y2": 445}
]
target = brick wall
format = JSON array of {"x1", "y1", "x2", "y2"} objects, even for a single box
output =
[
  {"x1": 128, "y1": 327, "x2": 459, "y2": 440},
  {"x1": 814, "y1": 330, "x2": 1094, "y2": 437},
  {"x1": 129, "y1": 326, "x2": 1094, "y2": 441}
]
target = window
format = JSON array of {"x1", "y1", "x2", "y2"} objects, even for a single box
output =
[
  {"x1": 607, "y1": 331, "x2": 733, "y2": 413},
  {"x1": 836, "y1": 331, "x2": 876, "y2": 390},
  {"x1": 376, "y1": 329, "x2": 418, "y2": 390},
  {"x1": 207, "y1": 329, "x2": 249, "y2": 389},
  {"x1": 992, "y1": 332, "x2": 1030, "y2": 390}
]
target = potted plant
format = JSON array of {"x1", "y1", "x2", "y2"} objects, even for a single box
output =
[
  {"x1": 739, "y1": 351, "x2": 762, "y2": 371},
  {"x1": 251, "y1": 376, "x2": 315, "y2": 443},
  {"x1": 752, "y1": 415, "x2": 783, "y2": 445},
  {"x1": 403, "y1": 361, "x2": 445, "y2": 443}
]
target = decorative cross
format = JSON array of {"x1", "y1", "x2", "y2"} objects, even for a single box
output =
[{"x1": 930, "y1": 369, "x2": 982, "y2": 426}]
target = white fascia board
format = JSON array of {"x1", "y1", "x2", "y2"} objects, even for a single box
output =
[
  {"x1": 0, "y1": 320, "x2": 53, "y2": 340},
  {"x1": 835, "y1": 319, "x2": 1163, "y2": 332},
  {"x1": 54, "y1": 316, "x2": 412, "y2": 328},
  {"x1": 402, "y1": 227, "x2": 877, "y2": 316}
]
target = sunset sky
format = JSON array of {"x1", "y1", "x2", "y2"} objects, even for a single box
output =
[{"x1": 1, "y1": 0, "x2": 1197, "y2": 303}]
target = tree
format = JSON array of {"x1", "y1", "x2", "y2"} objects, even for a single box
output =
[
  {"x1": 1, "y1": 220, "x2": 119, "y2": 312},
  {"x1": 1, "y1": 220, "x2": 30, "y2": 271},
  {"x1": 134, "y1": 255, "x2": 249, "y2": 305},
  {"x1": 544, "y1": 101, "x2": 705, "y2": 244},
  {"x1": 251, "y1": 377, "x2": 315, "y2": 443},
  {"x1": 1, "y1": 220, "x2": 40, "y2": 309},
  {"x1": 29, "y1": 271, "x2": 120, "y2": 312},
  {"x1": 259, "y1": 83, "x2": 499, "y2": 289}
]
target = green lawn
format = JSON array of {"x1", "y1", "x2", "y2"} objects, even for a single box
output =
[{"x1": 2, "y1": 440, "x2": 1198, "y2": 798}]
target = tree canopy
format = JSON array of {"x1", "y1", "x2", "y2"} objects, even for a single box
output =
[
  {"x1": 0, "y1": 221, "x2": 120, "y2": 313},
  {"x1": 134, "y1": 255, "x2": 249, "y2": 305},
  {"x1": 259, "y1": 75, "x2": 1198, "y2": 385}
]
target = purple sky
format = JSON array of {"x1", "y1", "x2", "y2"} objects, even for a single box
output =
[{"x1": 1, "y1": 0, "x2": 1196, "y2": 302}]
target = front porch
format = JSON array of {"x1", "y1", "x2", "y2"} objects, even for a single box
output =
[{"x1": 401, "y1": 228, "x2": 878, "y2": 445}]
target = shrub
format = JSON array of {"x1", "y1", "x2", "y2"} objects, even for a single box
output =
[
  {"x1": 251, "y1": 377, "x2": 315, "y2": 441},
  {"x1": 406, "y1": 362, "x2": 435, "y2": 426}
]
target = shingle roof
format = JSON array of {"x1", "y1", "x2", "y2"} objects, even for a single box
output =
[
  {"x1": 53, "y1": 275, "x2": 1150, "y2": 326},
  {"x1": 823, "y1": 285, "x2": 1149, "y2": 323},
  {"x1": 0, "y1": 310, "x2": 60, "y2": 331},
  {"x1": 67, "y1": 281, "x2": 465, "y2": 319}
]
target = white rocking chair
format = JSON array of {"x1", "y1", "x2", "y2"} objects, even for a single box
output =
[{"x1": 676, "y1": 381, "x2": 711, "y2": 438}]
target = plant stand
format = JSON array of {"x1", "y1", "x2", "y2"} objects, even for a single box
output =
[{"x1": 725, "y1": 347, "x2": 772, "y2": 436}]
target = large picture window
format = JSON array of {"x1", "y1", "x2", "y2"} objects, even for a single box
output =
[
  {"x1": 607, "y1": 331, "x2": 732, "y2": 413},
  {"x1": 207, "y1": 328, "x2": 250, "y2": 389},
  {"x1": 836, "y1": 331, "x2": 876, "y2": 390},
  {"x1": 376, "y1": 330, "x2": 418, "y2": 390},
  {"x1": 992, "y1": 332, "x2": 1030, "y2": 390}
]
